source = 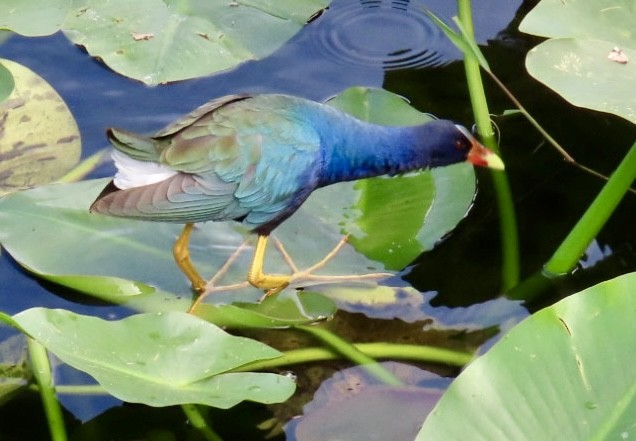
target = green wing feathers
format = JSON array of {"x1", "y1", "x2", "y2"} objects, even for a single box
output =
[
  {"x1": 94, "y1": 94, "x2": 325, "y2": 230},
  {"x1": 107, "y1": 128, "x2": 160, "y2": 162}
]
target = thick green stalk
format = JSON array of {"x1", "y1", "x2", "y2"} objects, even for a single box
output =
[
  {"x1": 457, "y1": 0, "x2": 520, "y2": 289},
  {"x1": 544, "y1": 143, "x2": 636, "y2": 276},
  {"x1": 181, "y1": 404, "x2": 223, "y2": 441},
  {"x1": 27, "y1": 339, "x2": 68, "y2": 441},
  {"x1": 296, "y1": 325, "x2": 404, "y2": 386},
  {"x1": 236, "y1": 343, "x2": 472, "y2": 372}
]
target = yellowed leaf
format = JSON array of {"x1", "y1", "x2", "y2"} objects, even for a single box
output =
[{"x1": 0, "y1": 58, "x2": 81, "y2": 195}]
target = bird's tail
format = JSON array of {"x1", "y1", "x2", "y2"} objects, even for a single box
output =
[{"x1": 107, "y1": 128, "x2": 160, "y2": 162}]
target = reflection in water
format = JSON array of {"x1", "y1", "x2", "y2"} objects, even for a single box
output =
[{"x1": 314, "y1": 0, "x2": 457, "y2": 69}]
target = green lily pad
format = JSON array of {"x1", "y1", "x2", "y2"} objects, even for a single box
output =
[
  {"x1": 0, "y1": 61, "x2": 14, "y2": 104},
  {"x1": 193, "y1": 290, "x2": 336, "y2": 329},
  {"x1": 60, "y1": 0, "x2": 330, "y2": 84},
  {"x1": 327, "y1": 87, "x2": 433, "y2": 126},
  {"x1": 519, "y1": 0, "x2": 634, "y2": 44},
  {"x1": 328, "y1": 87, "x2": 476, "y2": 270},
  {"x1": 416, "y1": 272, "x2": 636, "y2": 440},
  {"x1": 0, "y1": 0, "x2": 69, "y2": 37},
  {"x1": 13, "y1": 308, "x2": 296, "y2": 407},
  {"x1": 0, "y1": 58, "x2": 81, "y2": 196},
  {"x1": 0, "y1": 178, "x2": 395, "y2": 307},
  {"x1": 519, "y1": 0, "x2": 636, "y2": 123}
]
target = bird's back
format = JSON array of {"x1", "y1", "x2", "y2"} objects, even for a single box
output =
[{"x1": 91, "y1": 94, "x2": 328, "y2": 233}]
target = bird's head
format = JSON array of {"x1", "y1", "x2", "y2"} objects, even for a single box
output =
[{"x1": 420, "y1": 121, "x2": 504, "y2": 170}]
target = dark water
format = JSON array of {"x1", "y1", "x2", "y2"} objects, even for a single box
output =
[{"x1": 0, "y1": 0, "x2": 634, "y2": 438}]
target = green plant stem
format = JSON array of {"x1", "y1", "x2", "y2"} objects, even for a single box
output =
[
  {"x1": 34, "y1": 342, "x2": 471, "y2": 396},
  {"x1": 544, "y1": 143, "x2": 636, "y2": 276},
  {"x1": 506, "y1": 271, "x2": 553, "y2": 302},
  {"x1": 296, "y1": 325, "x2": 403, "y2": 386},
  {"x1": 27, "y1": 338, "x2": 68, "y2": 441},
  {"x1": 32, "y1": 342, "x2": 471, "y2": 396},
  {"x1": 235, "y1": 341, "x2": 472, "y2": 374},
  {"x1": 181, "y1": 404, "x2": 223, "y2": 441},
  {"x1": 457, "y1": 0, "x2": 520, "y2": 290}
]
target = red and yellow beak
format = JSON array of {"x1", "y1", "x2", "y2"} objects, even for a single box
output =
[
  {"x1": 456, "y1": 125, "x2": 505, "y2": 170},
  {"x1": 467, "y1": 139, "x2": 505, "y2": 170}
]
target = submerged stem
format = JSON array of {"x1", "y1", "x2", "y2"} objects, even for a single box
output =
[
  {"x1": 181, "y1": 404, "x2": 223, "y2": 441},
  {"x1": 296, "y1": 325, "x2": 404, "y2": 386}
]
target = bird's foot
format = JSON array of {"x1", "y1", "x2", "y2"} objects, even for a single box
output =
[
  {"x1": 186, "y1": 233, "x2": 392, "y2": 309},
  {"x1": 258, "y1": 235, "x2": 392, "y2": 299},
  {"x1": 247, "y1": 271, "x2": 290, "y2": 298}
]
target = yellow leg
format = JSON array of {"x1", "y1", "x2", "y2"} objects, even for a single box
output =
[
  {"x1": 247, "y1": 235, "x2": 291, "y2": 297},
  {"x1": 172, "y1": 223, "x2": 206, "y2": 294}
]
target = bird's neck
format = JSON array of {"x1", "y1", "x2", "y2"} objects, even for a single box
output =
[{"x1": 316, "y1": 114, "x2": 426, "y2": 187}]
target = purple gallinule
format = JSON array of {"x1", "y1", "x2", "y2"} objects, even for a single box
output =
[{"x1": 91, "y1": 93, "x2": 503, "y2": 295}]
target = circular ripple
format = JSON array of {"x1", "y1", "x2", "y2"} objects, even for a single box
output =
[{"x1": 314, "y1": 0, "x2": 455, "y2": 70}]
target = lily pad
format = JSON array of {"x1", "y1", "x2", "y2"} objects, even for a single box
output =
[
  {"x1": 193, "y1": 290, "x2": 336, "y2": 329},
  {"x1": 0, "y1": 178, "x2": 380, "y2": 302},
  {"x1": 519, "y1": 0, "x2": 636, "y2": 123},
  {"x1": 0, "y1": 58, "x2": 81, "y2": 196},
  {"x1": 0, "y1": 0, "x2": 69, "y2": 37},
  {"x1": 60, "y1": 0, "x2": 330, "y2": 84},
  {"x1": 416, "y1": 272, "x2": 636, "y2": 440},
  {"x1": 0, "y1": 61, "x2": 14, "y2": 104},
  {"x1": 328, "y1": 87, "x2": 477, "y2": 270},
  {"x1": 13, "y1": 308, "x2": 296, "y2": 407},
  {"x1": 291, "y1": 362, "x2": 449, "y2": 441}
]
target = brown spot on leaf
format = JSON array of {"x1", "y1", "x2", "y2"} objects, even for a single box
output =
[
  {"x1": 558, "y1": 316, "x2": 572, "y2": 336},
  {"x1": 0, "y1": 169, "x2": 14, "y2": 183},
  {"x1": 131, "y1": 32, "x2": 154, "y2": 41},
  {"x1": 608, "y1": 47, "x2": 628, "y2": 64},
  {"x1": 0, "y1": 98, "x2": 26, "y2": 111},
  {"x1": 33, "y1": 91, "x2": 57, "y2": 101},
  {"x1": 56, "y1": 135, "x2": 79, "y2": 144}
]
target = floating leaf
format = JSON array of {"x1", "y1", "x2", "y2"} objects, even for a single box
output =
[
  {"x1": 292, "y1": 362, "x2": 449, "y2": 441},
  {"x1": 0, "y1": 179, "x2": 383, "y2": 305},
  {"x1": 0, "y1": 0, "x2": 69, "y2": 36},
  {"x1": 416, "y1": 272, "x2": 636, "y2": 440},
  {"x1": 328, "y1": 87, "x2": 476, "y2": 269},
  {"x1": 60, "y1": 0, "x2": 330, "y2": 84},
  {"x1": 13, "y1": 308, "x2": 296, "y2": 407},
  {"x1": 0, "y1": 58, "x2": 81, "y2": 196},
  {"x1": 327, "y1": 87, "x2": 433, "y2": 125},
  {"x1": 520, "y1": 0, "x2": 636, "y2": 123},
  {"x1": 193, "y1": 291, "x2": 336, "y2": 328},
  {"x1": 0, "y1": 61, "x2": 14, "y2": 104},
  {"x1": 519, "y1": 0, "x2": 634, "y2": 44}
]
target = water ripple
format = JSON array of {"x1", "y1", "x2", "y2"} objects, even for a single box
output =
[{"x1": 313, "y1": 0, "x2": 456, "y2": 70}]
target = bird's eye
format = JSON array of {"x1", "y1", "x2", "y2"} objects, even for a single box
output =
[{"x1": 455, "y1": 139, "x2": 467, "y2": 150}]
